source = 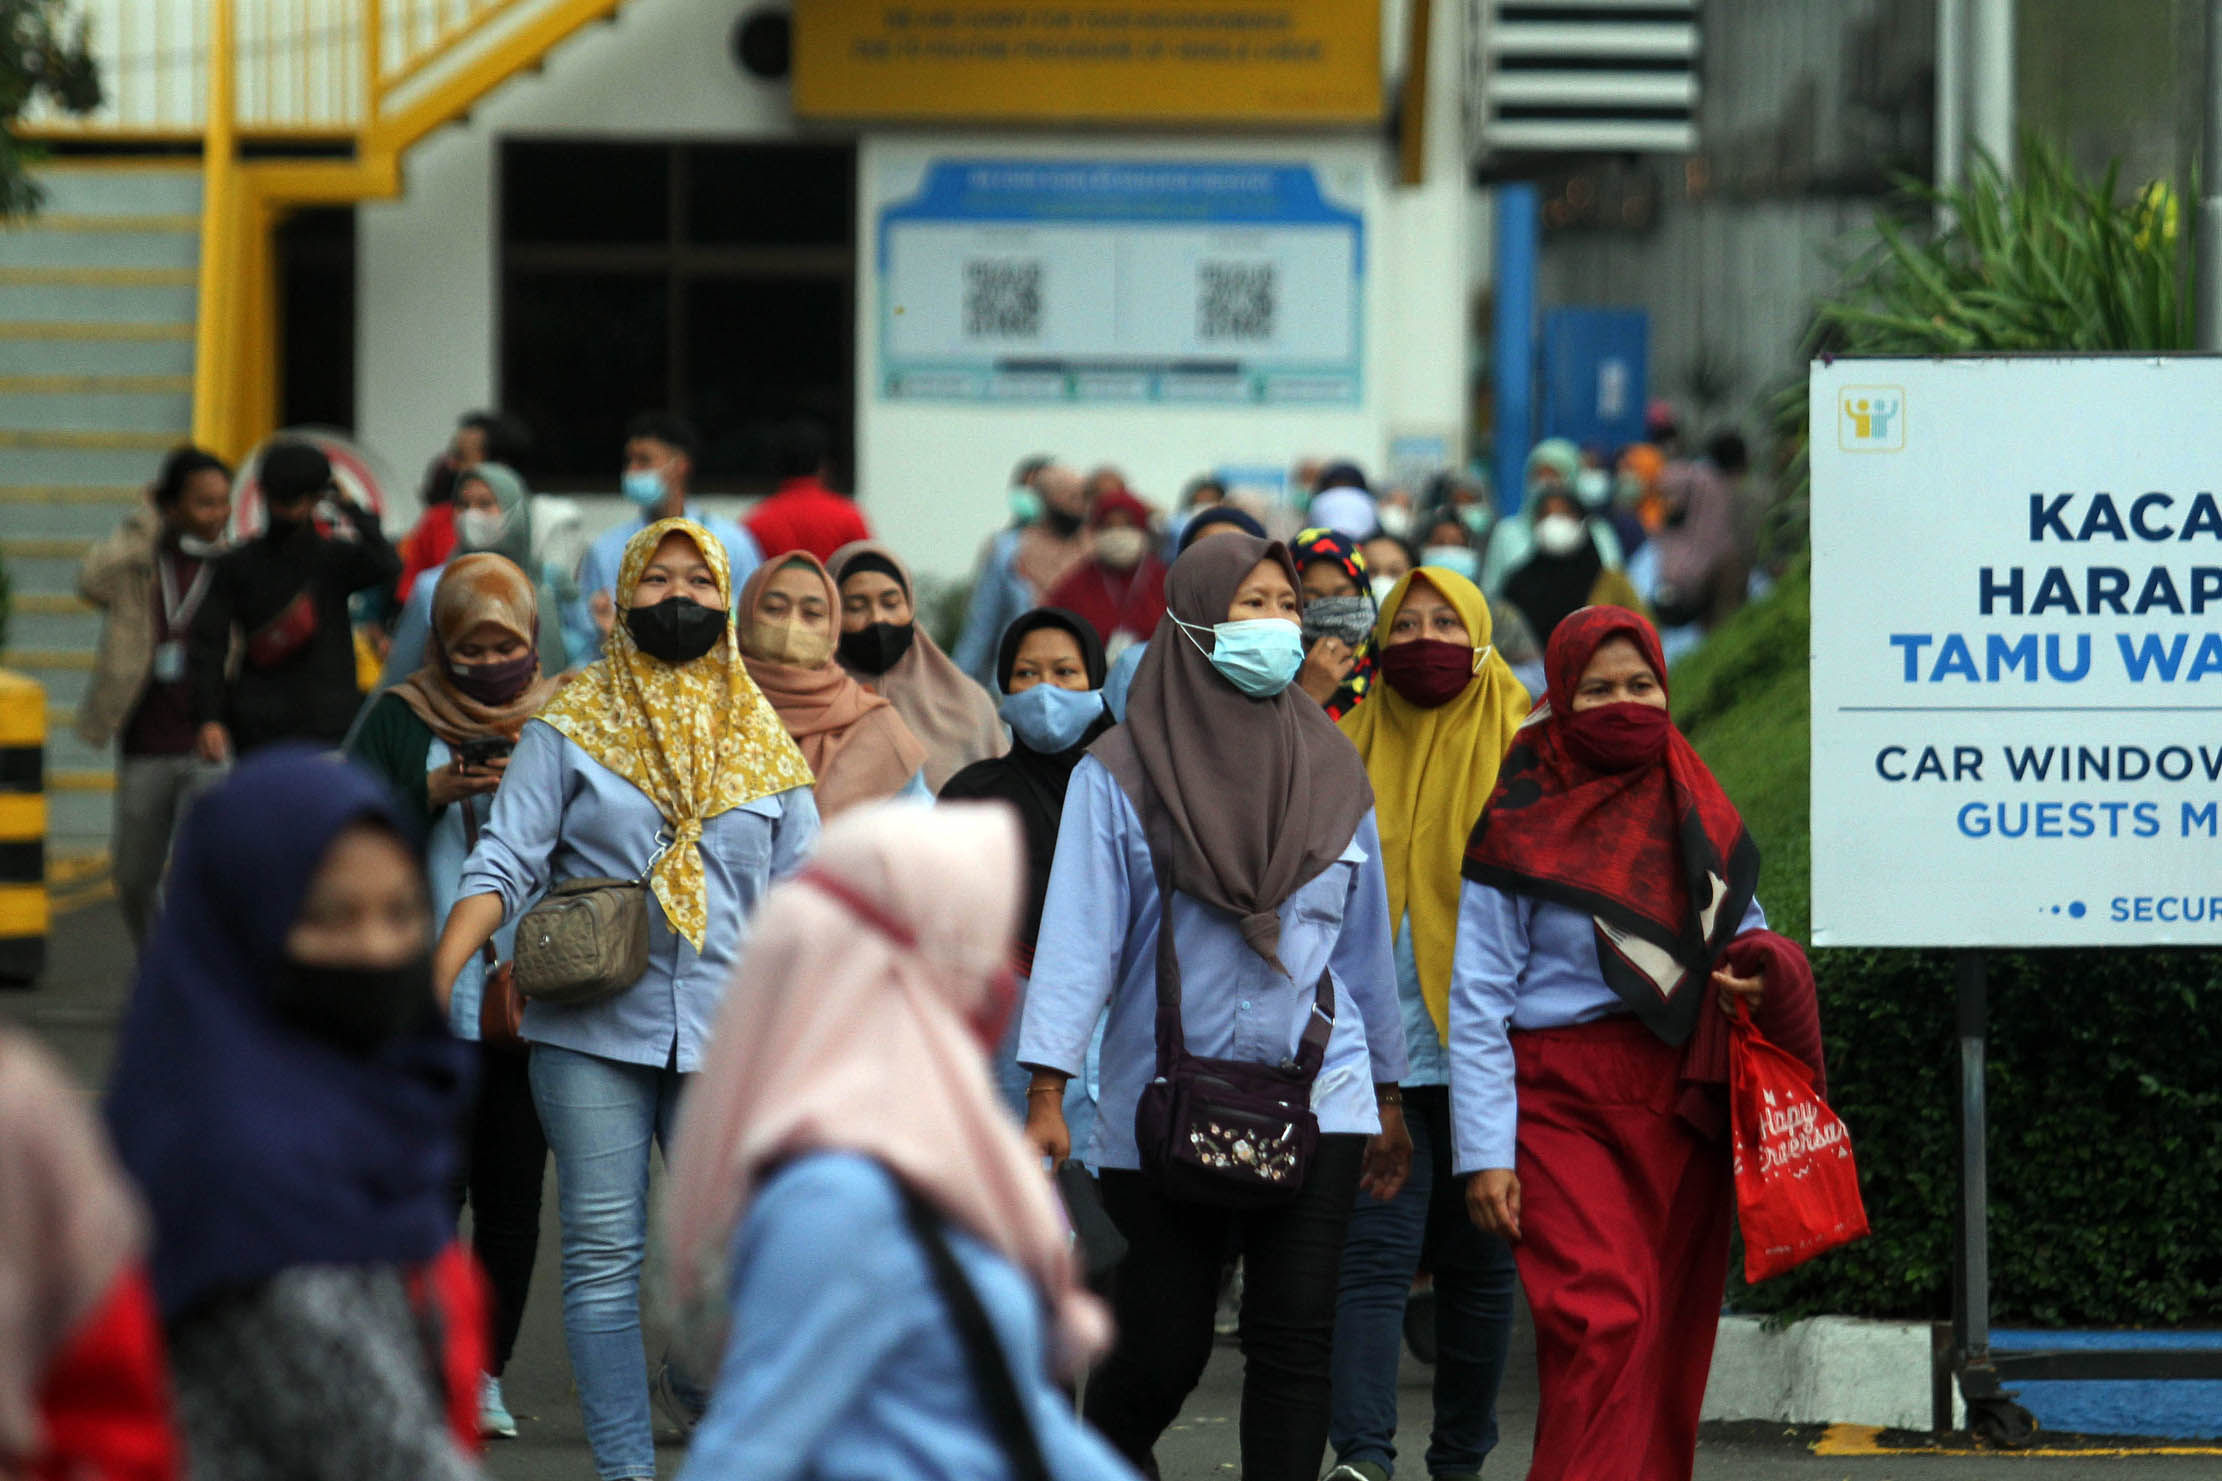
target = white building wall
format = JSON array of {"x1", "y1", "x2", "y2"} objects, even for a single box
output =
[
  {"x1": 357, "y1": 0, "x2": 799, "y2": 529},
  {"x1": 358, "y1": 0, "x2": 1476, "y2": 579}
]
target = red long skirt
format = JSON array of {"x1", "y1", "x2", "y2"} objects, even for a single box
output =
[{"x1": 1511, "y1": 1017, "x2": 1731, "y2": 1481}]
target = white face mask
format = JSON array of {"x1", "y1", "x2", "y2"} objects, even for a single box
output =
[
  {"x1": 1376, "y1": 503, "x2": 1414, "y2": 540},
  {"x1": 1574, "y1": 468, "x2": 1612, "y2": 510},
  {"x1": 1533, "y1": 512, "x2": 1588, "y2": 558},
  {"x1": 177, "y1": 533, "x2": 226, "y2": 559},
  {"x1": 457, "y1": 507, "x2": 510, "y2": 551},
  {"x1": 1370, "y1": 573, "x2": 1403, "y2": 605},
  {"x1": 1094, "y1": 526, "x2": 1150, "y2": 570}
]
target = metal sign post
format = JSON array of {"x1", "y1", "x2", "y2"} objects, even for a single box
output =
[{"x1": 1950, "y1": 949, "x2": 2033, "y2": 1445}]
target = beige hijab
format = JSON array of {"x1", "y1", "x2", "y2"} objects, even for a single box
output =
[
  {"x1": 737, "y1": 553, "x2": 929, "y2": 818},
  {"x1": 0, "y1": 1029, "x2": 146, "y2": 1471},
  {"x1": 830, "y1": 541, "x2": 1005, "y2": 790},
  {"x1": 662, "y1": 803, "x2": 1110, "y2": 1379}
]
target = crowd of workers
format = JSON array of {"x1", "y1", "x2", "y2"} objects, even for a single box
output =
[{"x1": 3, "y1": 399, "x2": 1814, "y2": 1481}]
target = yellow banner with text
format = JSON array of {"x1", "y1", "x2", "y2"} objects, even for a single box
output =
[{"x1": 792, "y1": 2, "x2": 1383, "y2": 126}]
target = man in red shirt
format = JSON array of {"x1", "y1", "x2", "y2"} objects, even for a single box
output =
[{"x1": 744, "y1": 418, "x2": 871, "y2": 565}]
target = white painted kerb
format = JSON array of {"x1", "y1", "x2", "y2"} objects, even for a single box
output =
[{"x1": 1702, "y1": 1315, "x2": 1964, "y2": 1432}]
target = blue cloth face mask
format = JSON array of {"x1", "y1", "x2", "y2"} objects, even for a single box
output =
[
  {"x1": 1000, "y1": 682, "x2": 1106, "y2": 754},
  {"x1": 1420, "y1": 544, "x2": 1481, "y2": 582},
  {"x1": 621, "y1": 467, "x2": 666, "y2": 509},
  {"x1": 1169, "y1": 612, "x2": 1305, "y2": 698}
]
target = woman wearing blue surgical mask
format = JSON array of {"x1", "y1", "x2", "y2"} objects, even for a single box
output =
[
  {"x1": 940, "y1": 608, "x2": 1114, "y2": 1136},
  {"x1": 1016, "y1": 534, "x2": 1412, "y2": 1481},
  {"x1": 1416, "y1": 511, "x2": 1483, "y2": 588}
]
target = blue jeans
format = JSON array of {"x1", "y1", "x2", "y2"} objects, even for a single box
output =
[
  {"x1": 530, "y1": 1044, "x2": 688, "y2": 1480},
  {"x1": 1329, "y1": 1085, "x2": 1517, "y2": 1478}
]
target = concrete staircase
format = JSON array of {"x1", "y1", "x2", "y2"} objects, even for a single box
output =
[{"x1": 0, "y1": 165, "x2": 201, "y2": 865}]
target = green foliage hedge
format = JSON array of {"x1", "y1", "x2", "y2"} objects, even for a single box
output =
[{"x1": 1674, "y1": 571, "x2": 2222, "y2": 1325}]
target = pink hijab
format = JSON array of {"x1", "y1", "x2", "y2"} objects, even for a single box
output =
[{"x1": 661, "y1": 802, "x2": 1111, "y2": 1377}]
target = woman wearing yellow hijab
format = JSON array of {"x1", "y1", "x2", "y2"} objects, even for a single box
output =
[
  {"x1": 433, "y1": 517, "x2": 817, "y2": 1481},
  {"x1": 1325, "y1": 567, "x2": 1527, "y2": 1481}
]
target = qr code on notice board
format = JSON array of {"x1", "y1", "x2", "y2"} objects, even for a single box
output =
[
  {"x1": 1198, "y1": 262, "x2": 1276, "y2": 342},
  {"x1": 964, "y1": 259, "x2": 1042, "y2": 339}
]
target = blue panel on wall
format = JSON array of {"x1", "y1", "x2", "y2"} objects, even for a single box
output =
[{"x1": 1539, "y1": 307, "x2": 1648, "y2": 454}]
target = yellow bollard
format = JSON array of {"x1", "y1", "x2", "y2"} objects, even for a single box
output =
[{"x1": 0, "y1": 670, "x2": 48, "y2": 986}]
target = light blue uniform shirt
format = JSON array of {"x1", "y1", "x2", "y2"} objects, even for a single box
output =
[
  {"x1": 565, "y1": 505, "x2": 762, "y2": 661},
  {"x1": 1017, "y1": 756, "x2": 1407, "y2": 1171},
  {"x1": 951, "y1": 529, "x2": 1038, "y2": 690},
  {"x1": 680, "y1": 1152, "x2": 1139, "y2": 1481},
  {"x1": 1447, "y1": 881, "x2": 1765, "y2": 1174},
  {"x1": 1393, "y1": 914, "x2": 1449, "y2": 1088},
  {"x1": 457, "y1": 718, "x2": 819, "y2": 1071}
]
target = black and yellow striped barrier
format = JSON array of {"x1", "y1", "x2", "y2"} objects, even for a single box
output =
[{"x1": 0, "y1": 670, "x2": 47, "y2": 986}]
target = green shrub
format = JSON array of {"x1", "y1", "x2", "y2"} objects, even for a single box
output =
[{"x1": 1677, "y1": 576, "x2": 2222, "y2": 1326}]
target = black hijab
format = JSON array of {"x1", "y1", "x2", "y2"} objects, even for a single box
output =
[
  {"x1": 1505, "y1": 513, "x2": 1605, "y2": 649},
  {"x1": 938, "y1": 608, "x2": 1112, "y2": 960}
]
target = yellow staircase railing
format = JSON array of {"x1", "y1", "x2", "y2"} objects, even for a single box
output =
[{"x1": 18, "y1": 0, "x2": 629, "y2": 462}]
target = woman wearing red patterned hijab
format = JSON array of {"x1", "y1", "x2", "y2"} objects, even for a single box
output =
[{"x1": 1444, "y1": 605, "x2": 1825, "y2": 1481}]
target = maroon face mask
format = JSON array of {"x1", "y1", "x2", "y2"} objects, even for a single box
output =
[
  {"x1": 449, "y1": 650, "x2": 538, "y2": 706},
  {"x1": 1378, "y1": 639, "x2": 1478, "y2": 708},
  {"x1": 1561, "y1": 699, "x2": 1670, "y2": 772}
]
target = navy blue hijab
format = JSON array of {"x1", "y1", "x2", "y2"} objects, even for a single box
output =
[{"x1": 105, "y1": 747, "x2": 473, "y2": 1319}]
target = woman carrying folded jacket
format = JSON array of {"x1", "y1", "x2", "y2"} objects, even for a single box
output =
[
  {"x1": 737, "y1": 551, "x2": 930, "y2": 816},
  {"x1": 1448, "y1": 606, "x2": 1823, "y2": 1481},
  {"x1": 662, "y1": 803, "x2": 1137, "y2": 1481},
  {"x1": 105, "y1": 748, "x2": 484, "y2": 1481},
  {"x1": 1017, "y1": 532, "x2": 1412, "y2": 1481},
  {"x1": 1325, "y1": 567, "x2": 1529, "y2": 1481},
  {"x1": 938, "y1": 608, "x2": 1113, "y2": 1136},
  {"x1": 346, "y1": 552, "x2": 560, "y2": 1440},
  {"x1": 832, "y1": 542, "x2": 1004, "y2": 793},
  {"x1": 432, "y1": 517, "x2": 819, "y2": 1481}
]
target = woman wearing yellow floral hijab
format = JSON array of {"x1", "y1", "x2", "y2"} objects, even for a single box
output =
[{"x1": 433, "y1": 518, "x2": 819, "y2": 1480}]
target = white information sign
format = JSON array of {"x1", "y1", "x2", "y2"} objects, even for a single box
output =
[
  {"x1": 876, "y1": 160, "x2": 1365, "y2": 405},
  {"x1": 1811, "y1": 356, "x2": 2222, "y2": 946}
]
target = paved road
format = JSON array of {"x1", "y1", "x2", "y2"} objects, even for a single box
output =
[{"x1": 13, "y1": 895, "x2": 2215, "y2": 1479}]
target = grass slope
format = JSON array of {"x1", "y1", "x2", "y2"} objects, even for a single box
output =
[{"x1": 1672, "y1": 563, "x2": 1812, "y2": 941}]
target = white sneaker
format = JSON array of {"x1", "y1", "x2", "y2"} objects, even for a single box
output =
[{"x1": 477, "y1": 1372, "x2": 517, "y2": 1439}]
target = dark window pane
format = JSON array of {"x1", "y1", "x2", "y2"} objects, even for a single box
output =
[
  {"x1": 503, "y1": 141, "x2": 669, "y2": 246},
  {"x1": 277, "y1": 209, "x2": 355, "y2": 433},
  {"x1": 502, "y1": 270, "x2": 669, "y2": 485},
  {"x1": 687, "y1": 144, "x2": 853, "y2": 248},
  {"x1": 680, "y1": 276, "x2": 850, "y2": 489}
]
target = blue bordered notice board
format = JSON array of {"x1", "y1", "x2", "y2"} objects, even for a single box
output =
[{"x1": 877, "y1": 159, "x2": 1364, "y2": 406}]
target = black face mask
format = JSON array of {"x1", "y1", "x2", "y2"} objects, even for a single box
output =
[
  {"x1": 271, "y1": 954, "x2": 436, "y2": 1056},
  {"x1": 1043, "y1": 506, "x2": 1085, "y2": 538},
  {"x1": 263, "y1": 499, "x2": 314, "y2": 537},
  {"x1": 625, "y1": 596, "x2": 726, "y2": 663},
  {"x1": 840, "y1": 621, "x2": 916, "y2": 676}
]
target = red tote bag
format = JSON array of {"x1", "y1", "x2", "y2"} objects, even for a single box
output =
[{"x1": 1729, "y1": 1004, "x2": 1870, "y2": 1282}]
